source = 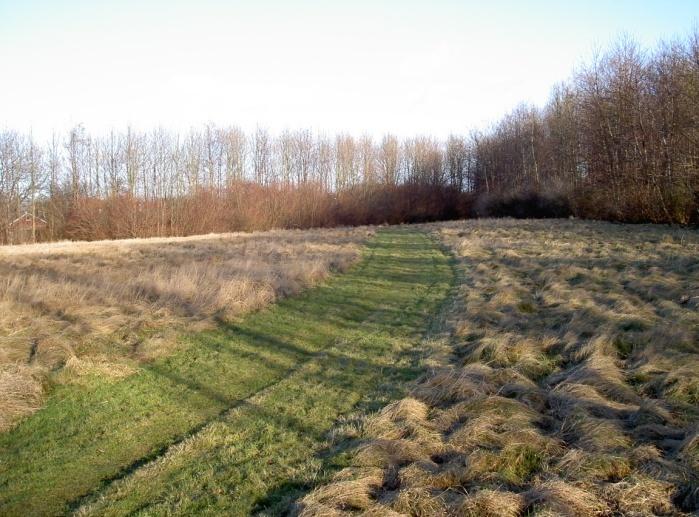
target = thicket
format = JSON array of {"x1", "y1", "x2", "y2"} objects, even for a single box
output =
[{"x1": 472, "y1": 32, "x2": 699, "y2": 224}]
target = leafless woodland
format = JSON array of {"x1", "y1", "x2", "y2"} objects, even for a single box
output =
[{"x1": 1, "y1": 33, "x2": 699, "y2": 245}]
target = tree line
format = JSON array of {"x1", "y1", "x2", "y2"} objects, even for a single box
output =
[
  {"x1": 1, "y1": 31, "x2": 697, "y2": 243},
  {"x1": 0, "y1": 126, "x2": 467, "y2": 243},
  {"x1": 472, "y1": 31, "x2": 699, "y2": 224}
]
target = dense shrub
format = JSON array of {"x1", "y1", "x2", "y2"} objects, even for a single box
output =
[{"x1": 475, "y1": 191, "x2": 572, "y2": 219}]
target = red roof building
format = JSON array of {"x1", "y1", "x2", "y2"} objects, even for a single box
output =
[{"x1": 8, "y1": 212, "x2": 48, "y2": 244}]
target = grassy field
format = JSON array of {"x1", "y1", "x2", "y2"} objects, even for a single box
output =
[
  {"x1": 300, "y1": 219, "x2": 699, "y2": 516},
  {"x1": 0, "y1": 227, "x2": 369, "y2": 431},
  {"x1": 0, "y1": 228, "x2": 453, "y2": 516},
  {"x1": 3, "y1": 219, "x2": 698, "y2": 516}
]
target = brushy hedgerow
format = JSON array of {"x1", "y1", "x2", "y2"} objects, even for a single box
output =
[
  {"x1": 297, "y1": 219, "x2": 699, "y2": 516},
  {"x1": 0, "y1": 227, "x2": 371, "y2": 431}
]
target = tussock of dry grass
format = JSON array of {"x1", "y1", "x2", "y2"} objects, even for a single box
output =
[
  {"x1": 298, "y1": 219, "x2": 699, "y2": 516},
  {"x1": 300, "y1": 467, "x2": 385, "y2": 513},
  {"x1": 526, "y1": 480, "x2": 607, "y2": 516},
  {"x1": 0, "y1": 364, "x2": 45, "y2": 431},
  {"x1": 460, "y1": 489, "x2": 524, "y2": 517},
  {"x1": 0, "y1": 227, "x2": 371, "y2": 431}
]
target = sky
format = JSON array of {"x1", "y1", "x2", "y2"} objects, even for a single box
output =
[{"x1": 0, "y1": 0, "x2": 697, "y2": 140}]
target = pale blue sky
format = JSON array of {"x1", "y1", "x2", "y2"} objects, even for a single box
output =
[{"x1": 1, "y1": 0, "x2": 697, "y2": 139}]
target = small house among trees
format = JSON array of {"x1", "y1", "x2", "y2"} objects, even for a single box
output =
[{"x1": 9, "y1": 212, "x2": 47, "y2": 244}]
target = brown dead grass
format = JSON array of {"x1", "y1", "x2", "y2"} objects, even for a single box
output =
[
  {"x1": 298, "y1": 219, "x2": 699, "y2": 516},
  {"x1": 0, "y1": 227, "x2": 371, "y2": 431}
]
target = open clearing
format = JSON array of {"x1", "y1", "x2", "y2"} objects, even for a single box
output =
[
  {"x1": 301, "y1": 219, "x2": 699, "y2": 516},
  {"x1": 0, "y1": 228, "x2": 452, "y2": 516},
  {"x1": 2, "y1": 219, "x2": 698, "y2": 516}
]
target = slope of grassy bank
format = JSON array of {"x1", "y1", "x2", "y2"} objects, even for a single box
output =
[{"x1": 0, "y1": 228, "x2": 453, "y2": 516}]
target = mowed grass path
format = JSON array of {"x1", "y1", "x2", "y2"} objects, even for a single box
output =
[{"x1": 0, "y1": 229, "x2": 453, "y2": 516}]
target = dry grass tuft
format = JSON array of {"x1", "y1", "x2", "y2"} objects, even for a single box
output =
[
  {"x1": 412, "y1": 364, "x2": 495, "y2": 405},
  {"x1": 0, "y1": 364, "x2": 45, "y2": 430},
  {"x1": 602, "y1": 477, "x2": 677, "y2": 516},
  {"x1": 558, "y1": 449, "x2": 633, "y2": 483},
  {"x1": 525, "y1": 480, "x2": 607, "y2": 516},
  {"x1": 388, "y1": 486, "x2": 447, "y2": 516},
  {"x1": 298, "y1": 468, "x2": 384, "y2": 513},
  {"x1": 460, "y1": 489, "x2": 524, "y2": 517},
  {"x1": 300, "y1": 219, "x2": 699, "y2": 515},
  {"x1": 355, "y1": 439, "x2": 435, "y2": 468}
]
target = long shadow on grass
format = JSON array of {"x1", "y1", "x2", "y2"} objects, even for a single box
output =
[{"x1": 2, "y1": 229, "x2": 448, "y2": 517}]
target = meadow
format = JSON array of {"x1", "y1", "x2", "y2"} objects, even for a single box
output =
[
  {"x1": 2, "y1": 3, "x2": 698, "y2": 515},
  {"x1": 1, "y1": 220, "x2": 698, "y2": 516},
  {"x1": 300, "y1": 219, "x2": 699, "y2": 516},
  {"x1": 0, "y1": 227, "x2": 453, "y2": 516},
  {"x1": 0, "y1": 227, "x2": 369, "y2": 431}
]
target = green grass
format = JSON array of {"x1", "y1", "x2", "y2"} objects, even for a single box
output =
[
  {"x1": 498, "y1": 444, "x2": 546, "y2": 486},
  {"x1": 0, "y1": 228, "x2": 453, "y2": 516}
]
